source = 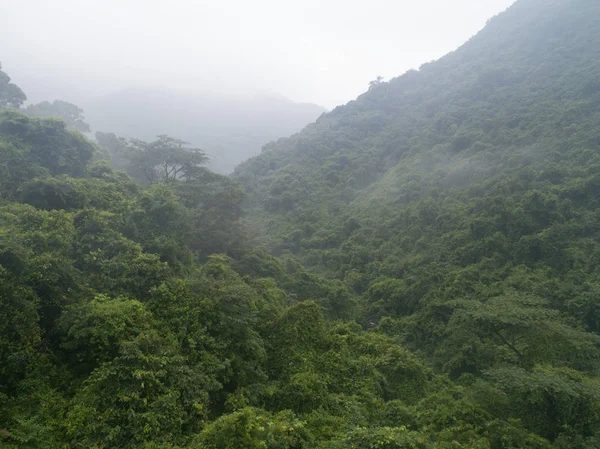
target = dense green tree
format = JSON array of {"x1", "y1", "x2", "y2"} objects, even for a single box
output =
[
  {"x1": 0, "y1": 63, "x2": 26, "y2": 108},
  {"x1": 479, "y1": 365, "x2": 600, "y2": 442},
  {"x1": 4, "y1": 0, "x2": 600, "y2": 447},
  {"x1": 0, "y1": 110, "x2": 95, "y2": 178},
  {"x1": 65, "y1": 330, "x2": 211, "y2": 448},
  {"x1": 58, "y1": 294, "x2": 153, "y2": 373},
  {"x1": 126, "y1": 135, "x2": 208, "y2": 185},
  {"x1": 437, "y1": 294, "x2": 600, "y2": 376},
  {"x1": 0, "y1": 272, "x2": 40, "y2": 394},
  {"x1": 25, "y1": 100, "x2": 91, "y2": 132},
  {"x1": 190, "y1": 407, "x2": 311, "y2": 449},
  {"x1": 323, "y1": 427, "x2": 434, "y2": 449}
]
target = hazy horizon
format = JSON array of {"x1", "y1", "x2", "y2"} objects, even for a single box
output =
[{"x1": 1, "y1": 0, "x2": 515, "y2": 109}]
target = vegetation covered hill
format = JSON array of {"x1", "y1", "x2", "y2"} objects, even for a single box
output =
[
  {"x1": 236, "y1": 0, "x2": 600, "y2": 326},
  {"x1": 1, "y1": 63, "x2": 555, "y2": 449},
  {"x1": 2, "y1": 0, "x2": 600, "y2": 447},
  {"x1": 233, "y1": 0, "x2": 600, "y2": 444}
]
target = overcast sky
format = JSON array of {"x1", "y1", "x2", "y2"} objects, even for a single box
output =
[{"x1": 0, "y1": 0, "x2": 515, "y2": 108}]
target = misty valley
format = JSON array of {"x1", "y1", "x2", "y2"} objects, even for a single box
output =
[{"x1": 2, "y1": 0, "x2": 600, "y2": 448}]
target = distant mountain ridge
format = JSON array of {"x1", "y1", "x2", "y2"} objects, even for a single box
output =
[{"x1": 82, "y1": 88, "x2": 327, "y2": 173}]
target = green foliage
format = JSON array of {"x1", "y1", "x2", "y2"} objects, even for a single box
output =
[
  {"x1": 19, "y1": 173, "x2": 138, "y2": 212},
  {"x1": 437, "y1": 294, "x2": 600, "y2": 376},
  {"x1": 58, "y1": 294, "x2": 152, "y2": 372},
  {"x1": 66, "y1": 330, "x2": 210, "y2": 448},
  {"x1": 0, "y1": 270, "x2": 40, "y2": 394},
  {"x1": 0, "y1": 110, "x2": 95, "y2": 184},
  {"x1": 229, "y1": 0, "x2": 600, "y2": 446},
  {"x1": 25, "y1": 100, "x2": 91, "y2": 132},
  {"x1": 4, "y1": 1, "x2": 600, "y2": 447},
  {"x1": 323, "y1": 426, "x2": 433, "y2": 449},
  {"x1": 190, "y1": 407, "x2": 311, "y2": 449},
  {"x1": 0, "y1": 62, "x2": 26, "y2": 108},
  {"x1": 174, "y1": 169, "x2": 246, "y2": 259},
  {"x1": 126, "y1": 135, "x2": 209, "y2": 185},
  {"x1": 482, "y1": 365, "x2": 600, "y2": 441},
  {"x1": 0, "y1": 203, "x2": 79, "y2": 333}
]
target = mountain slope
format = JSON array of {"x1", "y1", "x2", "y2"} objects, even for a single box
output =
[
  {"x1": 82, "y1": 88, "x2": 326, "y2": 173},
  {"x1": 235, "y1": 0, "x2": 600, "y2": 276},
  {"x1": 235, "y1": 0, "x2": 600, "y2": 380},
  {"x1": 2, "y1": 78, "x2": 563, "y2": 449},
  {"x1": 4, "y1": 1, "x2": 600, "y2": 446}
]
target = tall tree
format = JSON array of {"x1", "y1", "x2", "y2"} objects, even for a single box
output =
[
  {"x1": 0, "y1": 63, "x2": 26, "y2": 108},
  {"x1": 126, "y1": 135, "x2": 208, "y2": 185}
]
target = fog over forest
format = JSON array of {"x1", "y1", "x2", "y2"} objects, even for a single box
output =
[
  {"x1": 8, "y1": 0, "x2": 600, "y2": 448},
  {"x1": 0, "y1": 0, "x2": 513, "y2": 171}
]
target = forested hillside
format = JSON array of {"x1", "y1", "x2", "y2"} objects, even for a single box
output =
[
  {"x1": 2, "y1": 0, "x2": 600, "y2": 447},
  {"x1": 233, "y1": 0, "x2": 600, "y2": 445}
]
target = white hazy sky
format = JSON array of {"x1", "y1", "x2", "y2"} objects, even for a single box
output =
[{"x1": 0, "y1": 0, "x2": 515, "y2": 108}]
